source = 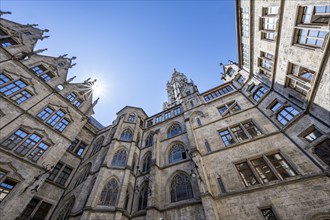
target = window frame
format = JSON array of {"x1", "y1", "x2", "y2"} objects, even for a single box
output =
[
  {"x1": 68, "y1": 138, "x2": 88, "y2": 157},
  {"x1": 0, "y1": 169, "x2": 18, "y2": 203},
  {"x1": 31, "y1": 64, "x2": 55, "y2": 82},
  {"x1": 0, "y1": 76, "x2": 33, "y2": 105}
]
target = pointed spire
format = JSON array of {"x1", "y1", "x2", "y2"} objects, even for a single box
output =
[
  {"x1": 92, "y1": 97, "x2": 100, "y2": 108},
  {"x1": 66, "y1": 76, "x2": 76, "y2": 83}
]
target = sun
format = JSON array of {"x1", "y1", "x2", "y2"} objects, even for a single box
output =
[{"x1": 91, "y1": 80, "x2": 104, "y2": 98}]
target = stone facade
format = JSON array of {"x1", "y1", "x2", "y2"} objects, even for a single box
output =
[{"x1": 0, "y1": 0, "x2": 329, "y2": 219}]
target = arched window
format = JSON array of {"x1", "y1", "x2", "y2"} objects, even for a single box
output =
[
  {"x1": 145, "y1": 133, "x2": 154, "y2": 147},
  {"x1": 91, "y1": 136, "x2": 104, "y2": 156},
  {"x1": 99, "y1": 178, "x2": 119, "y2": 206},
  {"x1": 196, "y1": 117, "x2": 202, "y2": 126},
  {"x1": 111, "y1": 149, "x2": 127, "y2": 167},
  {"x1": 167, "y1": 124, "x2": 182, "y2": 138},
  {"x1": 75, "y1": 163, "x2": 91, "y2": 187},
  {"x1": 138, "y1": 182, "x2": 149, "y2": 210},
  {"x1": 168, "y1": 144, "x2": 187, "y2": 163},
  {"x1": 56, "y1": 196, "x2": 75, "y2": 220},
  {"x1": 170, "y1": 173, "x2": 193, "y2": 202},
  {"x1": 120, "y1": 128, "x2": 133, "y2": 141},
  {"x1": 142, "y1": 153, "x2": 152, "y2": 173}
]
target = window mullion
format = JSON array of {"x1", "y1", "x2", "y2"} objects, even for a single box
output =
[
  {"x1": 263, "y1": 155, "x2": 282, "y2": 180},
  {"x1": 246, "y1": 160, "x2": 262, "y2": 184},
  {"x1": 228, "y1": 127, "x2": 238, "y2": 143}
]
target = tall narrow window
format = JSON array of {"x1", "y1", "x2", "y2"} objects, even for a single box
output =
[
  {"x1": 259, "y1": 51, "x2": 274, "y2": 78},
  {"x1": 241, "y1": 8, "x2": 249, "y2": 37},
  {"x1": 111, "y1": 150, "x2": 127, "y2": 167},
  {"x1": 91, "y1": 136, "x2": 104, "y2": 156},
  {"x1": 204, "y1": 139, "x2": 212, "y2": 153},
  {"x1": 75, "y1": 164, "x2": 91, "y2": 187},
  {"x1": 196, "y1": 117, "x2": 202, "y2": 126},
  {"x1": 169, "y1": 144, "x2": 187, "y2": 163},
  {"x1": 56, "y1": 197, "x2": 75, "y2": 220},
  {"x1": 138, "y1": 182, "x2": 149, "y2": 210},
  {"x1": 145, "y1": 133, "x2": 154, "y2": 147},
  {"x1": 142, "y1": 153, "x2": 152, "y2": 173},
  {"x1": 170, "y1": 173, "x2": 193, "y2": 202},
  {"x1": 242, "y1": 43, "x2": 249, "y2": 68},
  {"x1": 235, "y1": 162, "x2": 259, "y2": 187},
  {"x1": 99, "y1": 178, "x2": 119, "y2": 206}
]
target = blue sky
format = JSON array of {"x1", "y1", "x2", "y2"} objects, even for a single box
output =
[{"x1": 2, "y1": 1, "x2": 238, "y2": 126}]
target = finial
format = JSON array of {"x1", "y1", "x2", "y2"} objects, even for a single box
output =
[
  {"x1": 33, "y1": 48, "x2": 47, "y2": 54},
  {"x1": 66, "y1": 76, "x2": 76, "y2": 83},
  {"x1": 84, "y1": 78, "x2": 91, "y2": 83},
  {"x1": 69, "y1": 63, "x2": 76, "y2": 69},
  {"x1": 55, "y1": 54, "x2": 68, "y2": 60},
  {"x1": 219, "y1": 63, "x2": 223, "y2": 66},
  {"x1": 0, "y1": 11, "x2": 12, "y2": 16},
  {"x1": 174, "y1": 68, "x2": 177, "y2": 73},
  {"x1": 71, "y1": 56, "x2": 77, "y2": 60},
  {"x1": 40, "y1": 35, "x2": 49, "y2": 40},
  {"x1": 92, "y1": 97, "x2": 100, "y2": 107},
  {"x1": 43, "y1": 29, "x2": 49, "y2": 33}
]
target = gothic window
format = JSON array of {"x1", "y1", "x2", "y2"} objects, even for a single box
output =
[
  {"x1": 20, "y1": 197, "x2": 52, "y2": 220},
  {"x1": 145, "y1": 133, "x2": 154, "y2": 147},
  {"x1": 170, "y1": 173, "x2": 193, "y2": 202},
  {"x1": 261, "y1": 207, "x2": 278, "y2": 220},
  {"x1": 142, "y1": 153, "x2": 152, "y2": 173},
  {"x1": 276, "y1": 106, "x2": 299, "y2": 126},
  {"x1": 128, "y1": 114, "x2": 135, "y2": 122},
  {"x1": 68, "y1": 138, "x2": 87, "y2": 157},
  {"x1": 1, "y1": 129, "x2": 50, "y2": 162},
  {"x1": 314, "y1": 139, "x2": 330, "y2": 166},
  {"x1": 111, "y1": 150, "x2": 127, "y2": 167},
  {"x1": 138, "y1": 182, "x2": 149, "y2": 210},
  {"x1": 75, "y1": 163, "x2": 91, "y2": 187},
  {"x1": 56, "y1": 196, "x2": 75, "y2": 220},
  {"x1": 91, "y1": 136, "x2": 104, "y2": 156},
  {"x1": 120, "y1": 128, "x2": 133, "y2": 141},
  {"x1": 48, "y1": 162, "x2": 73, "y2": 186},
  {"x1": 167, "y1": 123, "x2": 182, "y2": 138},
  {"x1": 31, "y1": 65, "x2": 54, "y2": 81},
  {"x1": 0, "y1": 170, "x2": 18, "y2": 202},
  {"x1": 37, "y1": 106, "x2": 71, "y2": 132},
  {"x1": 168, "y1": 144, "x2": 187, "y2": 163},
  {"x1": 124, "y1": 189, "x2": 130, "y2": 210},
  {"x1": 66, "y1": 92, "x2": 83, "y2": 107},
  {"x1": 0, "y1": 76, "x2": 33, "y2": 105},
  {"x1": 99, "y1": 178, "x2": 119, "y2": 206}
]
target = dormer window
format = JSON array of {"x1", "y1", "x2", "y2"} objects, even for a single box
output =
[
  {"x1": 31, "y1": 65, "x2": 54, "y2": 82},
  {"x1": 66, "y1": 92, "x2": 82, "y2": 107}
]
